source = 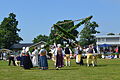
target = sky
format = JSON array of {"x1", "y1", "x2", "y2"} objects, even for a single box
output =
[{"x1": 0, "y1": 0, "x2": 120, "y2": 43}]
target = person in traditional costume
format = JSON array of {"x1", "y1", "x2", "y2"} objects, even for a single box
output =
[
  {"x1": 64, "y1": 44, "x2": 72, "y2": 66},
  {"x1": 75, "y1": 45, "x2": 83, "y2": 65},
  {"x1": 38, "y1": 45, "x2": 48, "y2": 70},
  {"x1": 55, "y1": 44, "x2": 65, "y2": 70},
  {"x1": 15, "y1": 55, "x2": 21, "y2": 66},
  {"x1": 86, "y1": 44, "x2": 97, "y2": 67},
  {"x1": 49, "y1": 46, "x2": 56, "y2": 66},
  {"x1": 23, "y1": 47, "x2": 33, "y2": 69},
  {"x1": 8, "y1": 52, "x2": 16, "y2": 66},
  {"x1": 32, "y1": 47, "x2": 39, "y2": 67},
  {"x1": 92, "y1": 44, "x2": 98, "y2": 66},
  {"x1": 20, "y1": 47, "x2": 26, "y2": 66}
]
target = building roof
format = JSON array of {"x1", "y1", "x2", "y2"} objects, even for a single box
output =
[
  {"x1": 29, "y1": 41, "x2": 46, "y2": 48},
  {"x1": 10, "y1": 43, "x2": 34, "y2": 49},
  {"x1": 96, "y1": 35, "x2": 120, "y2": 38}
]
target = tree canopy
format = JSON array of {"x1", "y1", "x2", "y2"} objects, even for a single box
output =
[
  {"x1": 79, "y1": 21, "x2": 100, "y2": 46},
  {"x1": 107, "y1": 33, "x2": 115, "y2": 35},
  {"x1": 32, "y1": 34, "x2": 49, "y2": 43},
  {"x1": 0, "y1": 13, "x2": 23, "y2": 49}
]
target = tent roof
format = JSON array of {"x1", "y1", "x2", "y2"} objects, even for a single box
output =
[
  {"x1": 0, "y1": 49, "x2": 12, "y2": 53},
  {"x1": 98, "y1": 44, "x2": 111, "y2": 47}
]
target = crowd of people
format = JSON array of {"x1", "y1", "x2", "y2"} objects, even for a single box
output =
[
  {"x1": 100, "y1": 47, "x2": 120, "y2": 59},
  {"x1": 8, "y1": 44, "x2": 99, "y2": 70}
]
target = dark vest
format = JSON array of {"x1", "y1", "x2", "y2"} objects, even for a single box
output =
[
  {"x1": 94, "y1": 47, "x2": 97, "y2": 53},
  {"x1": 78, "y1": 49, "x2": 82, "y2": 54},
  {"x1": 87, "y1": 48, "x2": 93, "y2": 53},
  {"x1": 65, "y1": 47, "x2": 70, "y2": 54}
]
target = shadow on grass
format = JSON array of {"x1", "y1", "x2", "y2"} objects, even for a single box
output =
[
  {"x1": 30, "y1": 67, "x2": 79, "y2": 71},
  {"x1": 95, "y1": 64, "x2": 107, "y2": 67},
  {"x1": 49, "y1": 68, "x2": 79, "y2": 70},
  {"x1": 74, "y1": 63, "x2": 108, "y2": 68},
  {"x1": 29, "y1": 64, "x2": 108, "y2": 71}
]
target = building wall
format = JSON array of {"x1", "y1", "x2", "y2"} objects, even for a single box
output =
[{"x1": 96, "y1": 35, "x2": 120, "y2": 46}]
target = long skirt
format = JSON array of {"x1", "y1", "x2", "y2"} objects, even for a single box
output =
[
  {"x1": 76, "y1": 54, "x2": 81, "y2": 64},
  {"x1": 23, "y1": 56, "x2": 33, "y2": 69},
  {"x1": 56, "y1": 54, "x2": 64, "y2": 68},
  {"x1": 76, "y1": 54, "x2": 83, "y2": 65},
  {"x1": 20, "y1": 56, "x2": 24, "y2": 66},
  {"x1": 32, "y1": 56, "x2": 38, "y2": 67},
  {"x1": 39, "y1": 55, "x2": 48, "y2": 69}
]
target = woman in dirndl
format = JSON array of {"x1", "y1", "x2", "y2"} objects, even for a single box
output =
[
  {"x1": 55, "y1": 44, "x2": 64, "y2": 70},
  {"x1": 23, "y1": 47, "x2": 33, "y2": 69},
  {"x1": 38, "y1": 45, "x2": 48, "y2": 70}
]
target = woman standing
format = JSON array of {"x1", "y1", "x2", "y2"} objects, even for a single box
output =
[
  {"x1": 39, "y1": 45, "x2": 48, "y2": 70},
  {"x1": 23, "y1": 47, "x2": 33, "y2": 69},
  {"x1": 55, "y1": 44, "x2": 64, "y2": 70},
  {"x1": 32, "y1": 47, "x2": 39, "y2": 67}
]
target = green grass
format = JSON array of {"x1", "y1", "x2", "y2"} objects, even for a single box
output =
[{"x1": 0, "y1": 59, "x2": 120, "y2": 80}]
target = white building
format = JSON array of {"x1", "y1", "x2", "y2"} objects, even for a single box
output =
[
  {"x1": 96, "y1": 35, "x2": 120, "y2": 46},
  {"x1": 96, "y1": 35, "x2": 120, "y2": 58}
]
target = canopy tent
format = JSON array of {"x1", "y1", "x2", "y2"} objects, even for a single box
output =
[
  {"x1": 98, "y1": 44, "x2": 111, "y2": 47},
  {"x1": 0, "y1": 49, "x2": 12, "y2": 53},
  {"x1": 0, "y1": 49, "x2": 13, "y2": 60}
]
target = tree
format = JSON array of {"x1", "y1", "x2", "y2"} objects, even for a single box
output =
[
  {"x1": 107, "y1": 33, "x2": 115, "y2": 35},
  {"x1": 0, "y1": 29, "x2": 5, "y2": 48},
  {"x1": 32, "y1": 34, "x2": 49, "y2": 43},
  {"x1": 0, "y1": 13, "x2": 23, "y2": 49},
  {"x1": 79, "y1": 21, "x2": 99, "y2": 46}
]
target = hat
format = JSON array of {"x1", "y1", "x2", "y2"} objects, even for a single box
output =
[
  {"x1": 22, "y1": 47, "x2": 25, "y2": 50},
  {"x1": 57, "y1": 44, "x2": 61, "y2": 48},
  {"x1": 25, "y1": 47, "x2": 29, "y2": 52},
  {"x1": 66, "y1": 44, "x2": 69, "y2": 47},
  {"x1": 41, "y1": 45, "x2": 45, "y2": 48}
]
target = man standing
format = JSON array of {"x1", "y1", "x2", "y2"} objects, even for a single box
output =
[
  {"x1": 86, "y1": 44, "x2": 96, "y2": 67},
  {"x1": 8, "y1": 52, "x2": 16, "y2": 66},
  {"x1": 64, "y1": 44, "x2": 72, "y2": 66}
]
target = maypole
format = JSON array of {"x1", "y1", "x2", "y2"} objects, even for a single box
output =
[{"x1": 45, "y1": 16, "x2": 93, "y2": 47}]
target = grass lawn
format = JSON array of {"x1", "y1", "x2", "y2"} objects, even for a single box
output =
[{"x1": 0, "y1": 59, "x2": 120, "y2": 80}]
